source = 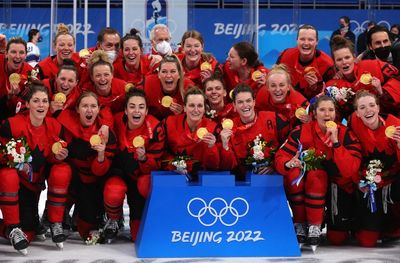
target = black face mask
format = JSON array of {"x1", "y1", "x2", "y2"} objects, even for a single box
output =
[
  {"x1": 374, "y1": 46, "x2": 391, "y2": 61},
  {"x1": 37, "y1": 36, "x2": 43, "y2": 43}
]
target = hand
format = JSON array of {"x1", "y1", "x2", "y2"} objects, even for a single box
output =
[
  {"x1": 220, "y1": 128, "x2": 233, "y2": 149},
  {"x1": 285, "y1": 151, "x2": 303, "y2": 169},
  {"x1": 92, "y1": 142, "x2": 106, "y2": 162},
  {"x1": 201, "y1": 132, "x2": 217, "y2": 148},
  {"x1": 391, "y1": 126, "x2": 400, "y2": 149},
  {"x1": 255, "y1": 165, "x2": 274, "y2": 175},
  {"x1": 200, "y1": 69, "x2": 212, "y2": 82},
  {"x1": 371, "y1": 77, "x2": 383, "y2": 95},
  {"x1": 50, "y1": 101, "x2": 64, "y2": 113},
  {"x1": 326, "y1": 125, "x2": 339, "y2": 145},
  {"x1": 298, "y1": 113, "x2": 311, "y2": 124},
  {"x1": 7, "y1": 82, "x2": 21, "y2": 96},
  {"x1": 359, "y1": 185, "x2": 369, "y2": 194},
  {"x1": 136, "y1": 146, "x2": 146, "y2": 161},
  {"x1": 148, "y1": 54, "x2": 162, "y2": 68},
  {"x1": 55, "y1": 148, "x2": 69, "y2": 161},
  {"x1": 98, "y1": 125, "x2": 109, "y2": 144},
  {"x1": 304, "y1": 73, "x2": 318, "y2": 88},
  {"x1": 333, "y1": 71, "x2": 344, "y2": 80},
  {"x1": 255, "y1": 73, "x2": 267, "y2": 87},
  {"x1": 169, "y1": 102, "x2": 183, "y2": 115}
]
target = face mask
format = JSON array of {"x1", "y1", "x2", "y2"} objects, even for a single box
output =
[
  {"x1": 105, "y1": 50, "x2": 117, "y2": 63},
  {"x1": 340, "y1": 25, "x2": 349, "y2": 33},
  {"x1": 37, "y1": 36, "x2": 43, "y2": 43},
  {"x1": 374, "y1": 46, "x2": 391, "y2": 61},
  {"x1": 156, "y1": 40, "x2": 172, "y2": 56}
]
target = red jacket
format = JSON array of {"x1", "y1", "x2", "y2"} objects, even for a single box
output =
[
  {"x1": 277, "y1": 48, "x2": 335, "y2": 100},
  {"x1": 42, "y1": 78, "x2": 82, "y2": 112},
  {"x1": 223, "y1": 62, "x2": 269, "y2": 96},
  {"x1": 348, "y1": 112, "x2": 400, "y2": 187},
  {"x1": 56, "y1": 109, "x2": 117, "y2": 184},
  {"x1": 113, "y1": 54, "x2": 157, "y2": 87},
  {"x1": 0, "y1": 113, "x2": 64, "y2": 191},
  {"x1": 163, "y1": 114, "x2": 220, "y2": 171},
  {"x1": 205, "y1": 103, "x2": 237, "y2": 128},
  {"x1": 275, "y1": 120, "x2": 362, "y2": 193},
  {"x1": 113, "y1": 112, "x2": 165, "y2": 180},
  {"x1": 37, "y1": 53, "x2": 81, "y2": 81}
]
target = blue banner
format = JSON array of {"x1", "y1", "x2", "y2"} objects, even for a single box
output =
[{"x1": 136, "y1": 171, "x2": 300, "y2": 258}]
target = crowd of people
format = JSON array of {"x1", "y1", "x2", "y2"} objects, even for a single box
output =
[{"x1": 0, "y1": 20, "x2": 399, "y2": 256}]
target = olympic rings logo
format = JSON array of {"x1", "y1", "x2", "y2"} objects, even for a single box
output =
[{"x1": 187, "y1": 197, "x2": 249, "y2": 227}]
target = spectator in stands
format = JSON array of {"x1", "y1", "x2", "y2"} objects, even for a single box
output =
[
  {"x1": 223, "y1": 41, "x2": 269, "y2": 97},
  {"x1": 390, "y1": 24, "x2": 400, "y2": 41},
  {"x1": 177, "y1": 30, "x2": 221, "y2": 88},
  {"x1": 277, "y1": 24, "x2": 335, "y2": 100},
  {"x1": 356, "y1": 21, "x2": 376, "y2": 55},
  {"x1": 330, "y1": 16, "x2": 356, "y2": 46},
  {"x1": 26, "y1": 29, "x2": 41, "y2": 67},
  {"x1": 150, "y1": 24, "x2": 173, "y2": 56},
  {"x1": 358, "y1": 25, "x2": 400, "y2": 69}
]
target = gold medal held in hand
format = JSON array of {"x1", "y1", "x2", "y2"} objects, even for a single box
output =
[
  {"x1": 222, "y1": 118, "x2": 233, "y2": 129},
  {"x1": 325, "y1": 121, "x2": 337, "y2": 129},
  {"x1": 295, "y1": 108, "x2": 307, "y2": 119},
  {"x1": 125, "y1": 83, "x2": 134, "y2": 93},
  {"x1": 385, "y1": 125, "x2": 396, "y2": 138},
  {"x1": 360, "y1": 73, "x2": 372, "y2": 85},
  {"x1": 9, "y1": 73, "x2": 21, "y2": 85},
  {"x1": 54, "y1": 92, "x2": 67, "y2": 103},
  {"x1": 229, "y1": 89, "x2": 234, "y2": 100},
  {"x1": 161, "y1": 96, "x2": 173, "y2": 107},
  {"x1": 303, "y1": 66, "x2": 316, "y2": 76},
  {"x1": 90, "y1": 134, "x2": 102, "y2": 146},
  {"x1": 251, "y1": 70, "x2": 263, "y2": 81},
  {"x1": 132, "y1": 136, "x2": 145, "y2": 148},
  {"x1": 79, "y1": 48, "x2": 90, "y2": 58},
  {"x1": 200, "y1": 62, "x2": 212, "y2": 71},
  {"x1": 51, "y1": 140, "x2": 67, "y2": 154},
  {"x1": 196, "y1": 127, "x2": 208, "y2": 139}
]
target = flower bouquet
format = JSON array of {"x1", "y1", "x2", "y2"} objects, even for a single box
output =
[
  {"x1": 325, "y1": 85, "x2": 355, "y2": 106},
  {"x1": 292, "y1": 143, "x2": 326, "y2": 186},
  {"x1": 163, "y1": 154, "x2": 199, "y2": 181},
  {"x1": 3, "y1": 137, "x2": 33, "y2": 180},
  {"x1": 244, "y1": 134, "x2": 277, "y2": 174},
  {"x1": 359, "y1": 159, "x2": 383, "y2": 213}
]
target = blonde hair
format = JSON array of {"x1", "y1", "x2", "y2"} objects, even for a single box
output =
[
  {"x1": 89, "y1": 50, "x2": 114, "y2": 76},
  {"x1": 54, "y1": 23, "x2": 75, "y2": 45},
  {"x1": 266, "y1": 64, "x2": 292, "y2": 87}
]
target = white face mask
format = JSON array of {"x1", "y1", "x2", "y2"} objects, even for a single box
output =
[
  {"x1": 105, "y1": 50, "x2": 117, "y2": 63},
  {"x1": 156, "y1": 40, "x2": 172, "y2": 56}
]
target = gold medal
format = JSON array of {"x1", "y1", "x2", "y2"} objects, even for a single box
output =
[
  {"x1": 54, "y1": 92, "x2": 67, "y2": 103},
  {"x1": 125, "y1": 83, "x2": 134, "y2": 93},
  {"x1": 360, "y1": 73, "x2": 372, "y2": 85},
  {"x1": 51, "y1": 142, "x2": 63, "y2": 154},
  {"x1": 385, "y1": 125, "x2": 396, "y2": 138},
  {"x1": 229, "y1": 89, "x2": 234, "y2": 100},
  {"x1": 9, "y1": 73, "x2": 21, "y2": 85},
  {"x1": 79, "y1": 48, "x2": 90, "y2": 58},
  {"x1": 295, "y1": 108, "x2": 307, "y2": 119},
  {"x1": 90, "y1": 134, "x2": 102, "y2": 146},
  {"x1": 161, "y1": 96, "x2": 173, "y2": 107},
  {"x1": 132, "y1": 136, "x2": 145, "y2": 148},
  {"x1": 196, "y1": 127, "x2": 208, "y2": 139},
  {"x1": 200, "y1": 62, "x2": 212, "y2": 71},
  {"x1": 251, "y1": 70, "x2": 263, "y2": 81},
  {"x1": 221, "y1": 118, "x2": 233, "y2": 129},
  {"x1": 325, "y1": 121, "x2": 337, "y2": 129}
]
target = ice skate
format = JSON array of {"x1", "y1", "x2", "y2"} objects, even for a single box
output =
[
  {"x1": 103, "y1": 217, "x2": 119, "y2": 243},
  {"x1": 9, "y1": 227, "x2": 29, "y2": 255},
  {"x1": 308, "y1": 224, "x2": 321, "y2": 253},
  {"x1": 50, "y1": 222, "x2": 66, "y2": 249},
  {"x1": 294, "y1": 223, "x2": 307, "y2": 248}
]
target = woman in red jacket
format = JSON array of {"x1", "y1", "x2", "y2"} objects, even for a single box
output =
[
  {"x1": 81, "y1": 50, "x2": 126, "y2": 114},
  {"x1": 177, "y1": 30, "x2": 221, "y2": 88},
  {"x1": 203, "y1": 76, "x2": 237, "y2": 126},
  {"x1": 144, "y1": 55, "x2": 194, "y2": 121},
  {"x1": 327, "y1": 35, "x2": 400, "y2": 117},
  {"x1": 102, "y1": 88, "x2": 165, "y2": 242},
  {"x1": 113, "y1": 28, "x2": 158, "y2": 86},
  {"x1": 275, "y1": 95, "x2": 361, "y2": 250},
  {"x1": 219, "y1": 84, "x2": 290, "y2": 181},
  {"x1": 56, "y1": 92, "x2": 117, "y2": 243},
  {"x1": 163, "y1": 86, "x2": 219, "y2": 181},
  {"x1": 0, "y1": 83, "x2": 72, "y2": 254},
  {"x1": 348, "y1": 90, "x2": 400, "y2": 247},
  {"x1": 256, "y1": 64, "x2": 310, "y2": 129},
  {"x1": 223, "y1": 42, "x2": 269, "y2": 97},
  {"x1": 0, "y1": 37, "x2": 33, "y2": 121}
]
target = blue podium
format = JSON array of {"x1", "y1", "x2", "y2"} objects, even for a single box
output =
[{"x1": 136, "y1": 171, "x2": 300, "y2": 258}]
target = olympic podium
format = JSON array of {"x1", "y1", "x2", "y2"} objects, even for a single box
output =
[{"x1": 135, "y1": 171, "x2": 300, "y2": 258}]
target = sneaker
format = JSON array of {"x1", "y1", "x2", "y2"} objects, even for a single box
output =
[
  {"x1": 294, "y1": 223, "x2": 307, "y2": 245},
  {"x1": 50, "y1": 222, "x2": 66, "y2": 248},
  {"x1": 103, "y1": 218, "x2": 119, "y2": 241},
  {"x1": 308, "y1": 224, "x2": 321, "y2": 252},
  {"x1": 9, "y1": 227, "x2": 29, "y2": 255}
]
